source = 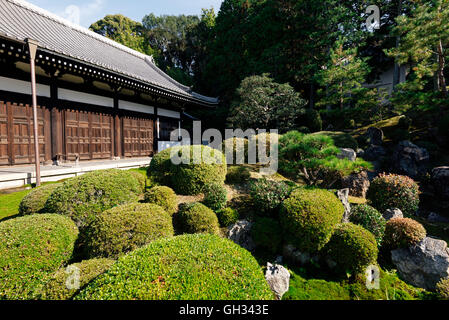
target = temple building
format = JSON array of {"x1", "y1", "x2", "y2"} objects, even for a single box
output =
[{"x1": 0, "y1": 0, "x2": 218, "y2": 167}]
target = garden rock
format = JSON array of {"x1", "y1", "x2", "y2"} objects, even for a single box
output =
[
  {"x1": 366, "y1": 127, "x2": 384, "y2": 146},
  {"x1": 363, "y1": 145, "x2": 386, "y2": 161},
  {"x1": 341, "y1": 171, "x2": 370, "y2": 198},
  {"x1": 383, "y1": 208, "x2": 404, "y2": 221},
  {"x1": 427, "y1": 212, "x2": 449, "y2": 224},
  {"x1": 392, "y1": 141, "x2": 429, "y2": 178},
  {"x1": 227, "y1": 220, "x2": 255, "y2": 251},
  {"x1": 336, "y1": 188, "x2": 351, "y2": 222},
  {"x1": 431, "y1": 167, "x2": 449, "y2": 200},
  {"x1": 265, "y1": 263, "x2": 290, "y2": 300},
  {"x1": 391, "y1": 237, "x2": 449, "y2": 290},
  {"x1": 337, "y1": 148, "x2": 357, "y2": 162},
  {"x1": 283, "y1": 244, "x2": 311, "y2": 265}
]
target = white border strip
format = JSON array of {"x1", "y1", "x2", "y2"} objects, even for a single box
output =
[
  {"x1": 119, "y1": 100, "x2": 154, "y2": 114},
  {"x1": 58, "y1": 88, "x2": 114, "y2": 108},
  {"x1": 0, "y1": 76, "x2": 50, "y2": 97},
  {"x1": 158, "y1": 108, "x2": 180, "y2": 119}
]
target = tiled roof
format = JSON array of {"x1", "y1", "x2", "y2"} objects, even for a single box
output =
[{"x1": 0, "y1": 0, "x2": 218, "y2": 105}]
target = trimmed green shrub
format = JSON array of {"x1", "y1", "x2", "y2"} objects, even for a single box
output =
[
  {"x1": 144, "y1": 186, "x2": 178, "y2": 215},
  {"x1": 383, "y1": 218, "x2": 426, "y2": 249},
  {"x1": 76, "y1": 234, "x2": 273, "y2": 300},
  {"x1": 83, "y1": 203, "x2": 174, "y2": 259},
  {"x1": 350, "y1": 204, "x2": 386, "y2": 246},
  {"x1": 216, "y1": 207, "x2": 239, "y2": 227},
  {"x1": 44, "y1": 169, "x2": 141, "y2": 228},
  {"x1": 129, "y1": 170, "x2": 146, "y2": 193},
  {"x1": 171, "y1": 145, "x2": 227, "y2": 195},
  {"x1": 147, "y1": 147, "x2": 174, "y2": 186},
  {"x1": 325, "y1": 223, "x2": 378, "y2": 275},
  {"x1": 251, "y1": 217, "x2": 283, "y2": 254},
  {"x1": 436, "y1": 278, "x2": 449, "y2": 300},
  {"x1": 222, "y1": 137, "x2": 249, "y2": 164},
  {"x1": 367, "y1": 173, "x2": 420, "y2": 217},
  {"x1": 280, "y1": 188, "x2": 344, "y2": 252},
  {"x1": 226, "y1": 166, "x2": 251, "y2": 184},
  {"x1": 0, "y1": 214, "x2": 79, "y2": 300},
  {"x1": 203, "y1": 183, "x2": 228, "y2": 211},
  {"x1": 39, "y1": 258, "x2": 115, "y2": 300},
  {"x1": 249, "y1": 178, "x2": 290, "y2": 216},
  {"x1": 176, "y1": 202, "x2": 220, "y2": 235},
  {"x1": 18, "y1": 183, "x2": 61, "y2": 215}
]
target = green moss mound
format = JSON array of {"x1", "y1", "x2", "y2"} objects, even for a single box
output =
[
  {"x1": 176, "y1": 202, "x2": 220, "y2": 235},
  {"x1": 202, "y1": 182, "x2": 228, "y2": 211},
  {"x1": 436, "y1": 278, "x2": 449, "y2": 300},
  {"x1": 75, "y1": 234, "x2": 273, "y2": 300},
  {"x1": 44, "y1": 169, "x2": 141, "y2": 228},
  {"x1": 18, "y1": 183, "x2": 62, "y2": 215},
  {"x1": 383, "y1": 218, "x2": 426, "y2": 249},
  {"x1": 129, "y1": 170, "x2": 146, "y2": 193},
  {"x1": 39, "y1": 258, "x2": 115, "y2": 300},
  {"x1": 250, "y1": 178, "x2": 291, "y2": 217},
  {"x1": 147, "y1": 148, "x2": 174, "y2": 186},
  {"x1": 367, "y1": 173, "x2": 420, "y2": 216},
  {"x1": 216, "y1": 207, "x2": 239, "y2": 227},
  {"x1": 350, "y1": 204, "x2": 386, "y2": 246},
  {"x1": 84, "y1": 203, "x2": 174, "y2": 259},
  {"x1": 226, "y1": 166, "x2": 251, "y2": 184},
  {"x1": 0, "y1": 214, "x2": 79, "y2": 300},
  {"x1": 280, "y1": 188, "x2": 344, "y2": 252},
  {"x1": 251, "y1": 217, "x2": 283, "y2": 254},
  {"x1": 144, "y1": 186, "x2": 178, "y2": 215},
  {"x1": 325, "y1": 223, "x2": 378, "y2": 275}
]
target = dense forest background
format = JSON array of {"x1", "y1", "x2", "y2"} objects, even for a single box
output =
[{"x1": 89, "y1": 0, "x2": 449, "y2": 133}]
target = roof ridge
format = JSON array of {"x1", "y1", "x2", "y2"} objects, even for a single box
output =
[{"x1": 8, "y1": 0, "x2": 150, "y2": 61}]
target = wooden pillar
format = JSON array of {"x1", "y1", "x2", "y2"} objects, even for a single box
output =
[
  {"x1": 7, "y1": 102, "x2": 14, "y2": 165},
  {"x1": 153, "y1": 107, "x2": 159, "y2": 154},
  {"x1": 50, "y1": 76, "x2": 63, "y2": 163},
  {"x1": 113, "y1": 94, "x2": 121, "y2": 158}
]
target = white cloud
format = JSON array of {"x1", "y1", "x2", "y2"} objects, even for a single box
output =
[{"x1": 60, "y1": 0, "x2": 105, "y2": 26}]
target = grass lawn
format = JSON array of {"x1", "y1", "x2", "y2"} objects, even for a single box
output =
[{"x1": 0, "y1": 188, "x2": 32, "y2": 221}]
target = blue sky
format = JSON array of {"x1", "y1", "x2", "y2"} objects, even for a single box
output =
[{"x1": 26, "y1": 0, "x2": 224, "y2": 27}]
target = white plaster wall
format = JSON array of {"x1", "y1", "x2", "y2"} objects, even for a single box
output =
[
  {"x1": 58, "y1": 88, "x2": 114, "y2": 108},
  {"x1": 0, "y1": 76, "x2": 50, "y2": 97},
  {"x1": 119, "y1": 100, "x2": 154, "y2": 114}
]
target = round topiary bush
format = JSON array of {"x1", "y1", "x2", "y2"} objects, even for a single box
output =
[
  {"x1": 249, "y1": 178, "x2": 291, "y2": 216},
  {"x1": 216, "y1": 207, "x2": 239, "y2": 227},
  {"x1": 43, "y1": 169, "x2": 141, "y2": 228},
  {"x1": 202, "y1": 182, "x2": 228, "y2": 211},
  {"x1": 436, "y1": 278, "x2": 449, "y2": 300},
  {"x1": 75, "y1": 234, "x2": 273, "y2": 300},
  {"x1": 38, "y1": 258, "x2": 115, "y2": 300},
  {"x1": 280, "y1": 188, "x2": 344, "y2": 252},
  {"x1": 147, "y1": 147, "x2": 175, "y2": 186},
  {"x1": 83, "y1": 203, "x2": 174, "y2": 259},
  {"x1": 144, "y1": 186, "x2": 178, "y2": 215},
  {"x1": 251, "y1": 217, "x2": 283, "y2": 254},
  {"x1": 129, "y1": 170, "x2": 146, "y2": 193},
  {"x1": 325, "y1": 223, "x2": 378, "y2": 275},
  {"x1": 18, "y1": 183, "x2": 62, "y2": 215},
  {"x1": 226, "y1": 166, "x2": 251, "y2": 184},
  {"x1": 176, "y1": 202, "x2": 220, "y2": 235},
  {"x1": 222, "y1": 137, "x2": 249, "y2": 165},
  {"x1": 350, "y1": 204, "x2": 386, "y2": 247},
  {"x1": 367, "y1": 173, "x2": 420, "y2": 217},
  {"x1": 0, "y1": 214, "x2": 79, "y2": 300},
  {"x1": 171, "y1": 145, "x2": 227, "y2": 195},
  {"x1": 383, "y1": 218, "x2": 426, "y2": 249}
]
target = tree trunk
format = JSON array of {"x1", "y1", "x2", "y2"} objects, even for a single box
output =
[
  {"x1": 437, "y1": 39, "x2": 447, "y2": 98},
  {"x1": 392, "y1": 0, "x2": 403, "y2": 90}
]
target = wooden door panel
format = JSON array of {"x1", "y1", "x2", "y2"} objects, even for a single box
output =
[
  {"x1": 123, "y1": 115, "x2": 153, "y2": 158},
  {"x1": 0, "y1": 102, "x2": 8, "y2": 165}
]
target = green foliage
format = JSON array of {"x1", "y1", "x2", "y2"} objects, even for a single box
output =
[
  {"x1": 148, "y1": 148, "x2": 174, "y2": 186},
  {"x1": 216, "y1": 207, "x2": 239, "y2": 227},
  {"x1": 279, "y1": 131, "x2": 371, "y2": 187},
  {"x1": 305, "y1": 109, "x2": 323, "y2": 132},
  {"x1": 18, "y1": 183, "x2": 61, "y2": 215},
  {"x1": 202, "y1": 183, "x2": 228, "y2": 211},
  {"x1": 436, "y1": 278, "x2": 449, "y2": 300},
  {"x1": 39, "y1": 258, "x2": 115, "y2": 300},
  {"x1": 227, "y1": 74, "x2": 306, "y2": 132},
  {"x1": 367, "y1": 173, "x2": 420, "y2": 217},
  {"x1": 44, "y1": 169, "x2": 141, "y2": 228},
  {"x1": 350, "y1": 204, "x2": 386, "y2": 247},
  {"x1": 222, "y1": 138, "x2": 249, "y2": 165},
  {"x1": 383, "y1": 218, "x2": 427, "y2": 250},
  {"x1": 176, "y1": 202, "x2": 220, "y2": 235},
  {"x1": 226, "y1": 166, "x2": 251, "y2": 184},
  {"x1": 312, "y1": 131, "x2": 358, "y2": 150},
  {"x1": 129, "y1": 171, "x2": 146, "y2": 193},
  {"x1": 325, "y1": 223, "x2": 378, "y2": 275},
  {"x1": 280, "y1": 188, "x2": 344, "y2": 253},
  {"x1": 251, "y1": 217, "x2": 283, "y2": 254},
  {"x1": 76, "y1": 234, "x2": 273, "y2": 300},
  {"x1": 249, "y1": 178, "x2": 290, "y2": 217},
  {"x1": 144, "y1": 186, "x2": 178, "y2": 215},
  {"x1": 83, "y1": 203, "x2": 174, "y2": 259},
  {"x1": 0, "y1": 214, "x2": 79, "y2": 300}
]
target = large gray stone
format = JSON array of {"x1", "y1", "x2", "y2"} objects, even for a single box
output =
[
  {"x1": 366, "y1": 127, "x2": 384, "y2": 146},
  {"x1": 227, "y1": 220, "x2": 255, "y2": 251},
  {"x1": 337, "y1": 148, "x2": 357, "y2": 162},
  {"x1": 427, "y1": 212, "x2": 449, "y2": 224},
  {"x1": 391, "y1": 237, "x2": 449, "y2": 290},
  {"x1": 342, "y1": 171, "x2": 370, "y2": 198},
  {"x1": 363, "y1": 145, "x2": 386, "y2": 161},
  {"x1": 392, "y1": 141, "x2": 429, "y2": 178},
  {"x1": 336, "y1": 188, "x2": 351, "y2": 223},
  {"x1": 265, "y1": 263, "x2": 290, "y2": 300},
  {"x1": 432, "y1": 167, "x2": 449, "y2": 200},
  {"x1": 383, "y1": 208, "x2": 404, "y2": 221}
]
